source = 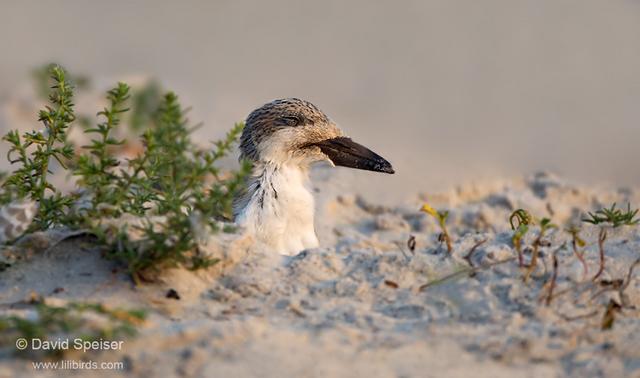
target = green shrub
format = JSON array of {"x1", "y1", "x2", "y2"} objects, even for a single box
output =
[{"x1": 0, "y1": 64, "x2": 251, "y2": 282}]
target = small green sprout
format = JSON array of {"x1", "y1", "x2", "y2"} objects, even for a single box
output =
[
  {"x1": 523, "y1": 217, "x2": 557, "y2": 282},
  {"x1": 540, "y1": 243, "x2": 564, "y2": 306},
  {"x1": 582, "y1": 203, "x2": 639, "y2": 281},
  {"x1": 509, "y1": 209, "x2": 533, "y2": 267},
  {"x1": 583, "y1": 203, "x2": 639, "y2": 228},
  {"x1": 566, "y1": 225, "x2": 588, "y2": 280},
  {"x1": 509, "y1": 209, "x2": 533, "y2": 230},
  {"x1": 420, "y1": 203, "x2": 452, "y2": 253}
]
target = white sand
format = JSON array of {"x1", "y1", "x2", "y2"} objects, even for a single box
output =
[{"x1": 1, "y1": 171, "x2": 639, "y2": 378}]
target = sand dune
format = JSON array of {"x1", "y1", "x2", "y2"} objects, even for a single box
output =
[{"x1": 1, "y1": 171, "x2": 638, "y2": 377}]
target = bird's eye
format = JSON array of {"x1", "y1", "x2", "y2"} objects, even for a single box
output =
[{"x1": 279, "y1": 115, "x2": 304, "y2": 127}]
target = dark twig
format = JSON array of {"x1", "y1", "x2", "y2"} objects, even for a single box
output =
[
  {"x1": 463, "y1": 238, "x2": 488, "y2": 268},
  {"x1": 619, "y1": 257, "x2": 640, "y2": 308},
  {"x1": 541, "y1": 244, "x2": 562, "y2": 306},
  {"x1": 601, "y1": 299, "x2": 622, "y2": 330},
  {"x1": 514, "y1": 234, "x2": 525, "y2": 268},
  {"x1": 394, "y1": 241, "x2": 411, "y2": 262},
  {"x1": 621, "y1": 257, "x2": 640, "y2": 292},
  {"x1": 572, "y1": 242, "x2": 588, "y2": 280},
  {"x1": 579, "y1": 259, "x2": 639, "y2": 308},
  {"x1": 524, "y1": 218, "x2": 557, "y2": 282},
  {"x1": 589, "y1": 279, "x2": 624, "y2": 304},
  {"x1": 567, "y1": 227, "x2": 588, "y2": 280},
  {"x1": 419, "y1": 257, "x2": 516, "y2": 291},
  {"x1": 407, "y1": 235, "x2": 416, "y2": 253},
  {"x1": 592, "y1": 228, "x2": 607, "y2": 281},
  {"x1": 556, "y1": 310, "x2": 600, "y2": 322},
  {"x1": 547, "y1": 280, "x2": 598, "y2": 302}
]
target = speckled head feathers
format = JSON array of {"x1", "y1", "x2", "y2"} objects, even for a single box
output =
[
  {"x1": 240, "y1": 98, "x2": 342, "y2": 163},
  {"x1": 240, "y1": 98, "x2": 394, "y2": 174}
]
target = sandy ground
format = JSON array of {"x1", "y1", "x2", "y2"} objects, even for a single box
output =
[
  {"x1": 0, "y1": 170, "x2": 639, "y2": 378},
  {"x1": 1, "y1": 1, "x2": 640, "y2": 374}
]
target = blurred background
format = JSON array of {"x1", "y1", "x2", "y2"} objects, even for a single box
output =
[{"x1": 1, "y1": 0, "x2": 639, "y2": 199}]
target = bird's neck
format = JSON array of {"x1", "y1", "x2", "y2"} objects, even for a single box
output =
[{"x1": 235, "y1": 162, "x2": 319, "y2": 255}]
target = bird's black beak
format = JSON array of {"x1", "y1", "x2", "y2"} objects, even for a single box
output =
[{"x1": 311, "y1": 137, "x2": 395, "y2": 174}]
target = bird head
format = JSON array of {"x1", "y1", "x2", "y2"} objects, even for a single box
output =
[{"x1": 240, "y1": 98, "x2": 394, "y2": 174}]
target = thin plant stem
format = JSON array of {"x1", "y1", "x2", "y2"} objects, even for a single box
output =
[{"x1": 592, "y1": 228, "x2": 607, "y2": 281}]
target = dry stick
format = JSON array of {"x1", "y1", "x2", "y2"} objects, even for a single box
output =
[
  {"x1": 580, "y1": 258, "x2": 639, "y2": 307},
  {"x1": 523, "y1": 233, "x2": 544, "y2": 282},
  {"x1": 571, "y1": 235, "x2": 589, "y2": 281},
  {"x1": 419, "y1": 257, "x2": 516, "y2": 291},
  {"x1": 436, "y1": 214, "x2": 453, "y2": 254},
  {"x1": 601, "y1": 299, "x2": 622, "y2": 330},
  {"x1": 514, "y1": 238, "x2": 524, "y2": 267},
  {"x1": 618, "y1": 257, "x2": 640, "y2": 308},
  {"x1": 621, "y1": 257, "x2": 640, "y2": 292},
  {"x1": 556, "y1": 309, "x2": 600, "y2": 322},
  {"x1": 438, "y1": 230, "x2": 453, "y2": 254},
  {"x1": 444, "y1": 232, "x2": 453, "y2": 254},
  {"x1": 537, "y1": 243, "x2": 565, "y2": 305},
  {"x1": 394, "y1": 241, "x2": 411, "y2": 262},
  {"x1": 463, "y1": 238, "x2": 488, "y2": 268},
  {"x1": 592, "y1": 228, "x2": 607, "y2": 281},
  {"x1": 547, "y1": 280, "x2": 598, "y2": 302},
  {"x1": 542, "y1": 250, "x2": 559, "y2": 306},
  {"x1": 588, "y1": 280, "x2": 623, "y2": 304},
  {"x1": 407, "y1": 235, "x2": 416, "y2": 253}
]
